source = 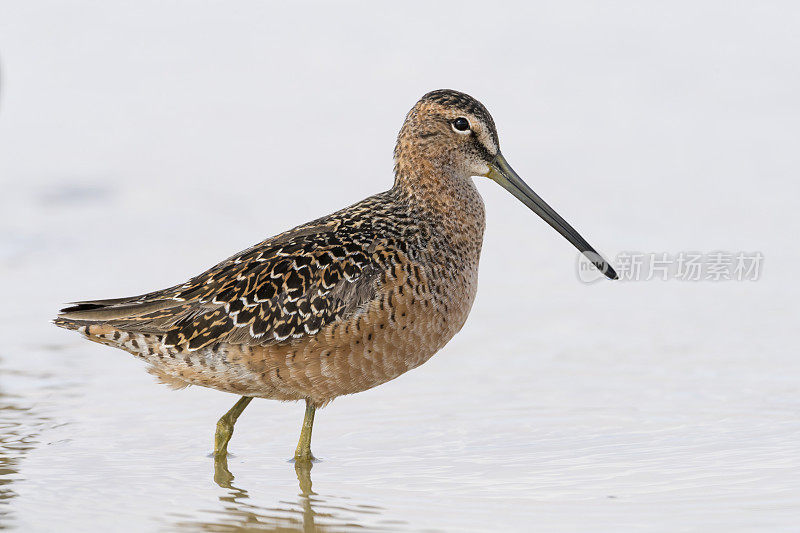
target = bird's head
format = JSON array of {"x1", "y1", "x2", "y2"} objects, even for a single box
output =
[{"x1": 395, "y1": 89, "x2": 617, "y2": 280}]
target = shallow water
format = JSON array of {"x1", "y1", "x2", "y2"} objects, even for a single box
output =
[{"x1": 2, "y1": 2, "x2": 800, "y2": 531}]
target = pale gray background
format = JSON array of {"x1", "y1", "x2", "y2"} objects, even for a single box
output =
[{"x1": 1, "y1": 2, "x2": 798, "y2": 531}]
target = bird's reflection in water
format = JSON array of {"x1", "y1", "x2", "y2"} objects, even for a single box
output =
[{"x1": 179, "y1": 454, "x2": 390, "y2": 532}]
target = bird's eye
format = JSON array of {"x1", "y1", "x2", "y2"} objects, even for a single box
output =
[{"x1": 452, "y1": 117, "x2": 471, "y2": 133}]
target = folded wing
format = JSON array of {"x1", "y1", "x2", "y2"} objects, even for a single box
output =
[{"x1": 57, "y1": 222, "x2": 384, "y2": 351}]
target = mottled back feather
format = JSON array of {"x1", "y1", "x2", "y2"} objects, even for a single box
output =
[{"x1": 57, "y1": 191, "x2": 415, "y2": 351}]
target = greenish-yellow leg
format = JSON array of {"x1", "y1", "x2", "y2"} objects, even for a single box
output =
[
  {"x1": 214, "y1": 396, "x2": 253, "y2": 457},
  {"x1": 294, "y1": 398, "x2": 316, "y2": 462}
]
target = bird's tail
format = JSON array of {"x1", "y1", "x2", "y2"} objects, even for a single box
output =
[{"x1": 54, "y1": 296, "x2": 188, "y2": 331}]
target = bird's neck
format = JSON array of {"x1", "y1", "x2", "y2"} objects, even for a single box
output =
[{"x1": 391, "y1": 160, "x2": 486, "y2": 249}]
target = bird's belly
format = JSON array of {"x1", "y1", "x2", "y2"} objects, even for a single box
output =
[{"x1": 225, "y1": 260, "x2": 480, "y2": 404}]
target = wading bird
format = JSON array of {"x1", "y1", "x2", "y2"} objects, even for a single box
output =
[{"x1": 55, "y1": 90, "x2": 616, "y2": 462}]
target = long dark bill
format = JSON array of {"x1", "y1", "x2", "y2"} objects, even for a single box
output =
[{"x1": 487, "y1": 152, "x2": 618, "y2": 280}]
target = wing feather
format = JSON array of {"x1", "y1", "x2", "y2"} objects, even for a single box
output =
[{"x1": 57, "y1": 218, "x2": 386, "y2": 350}]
